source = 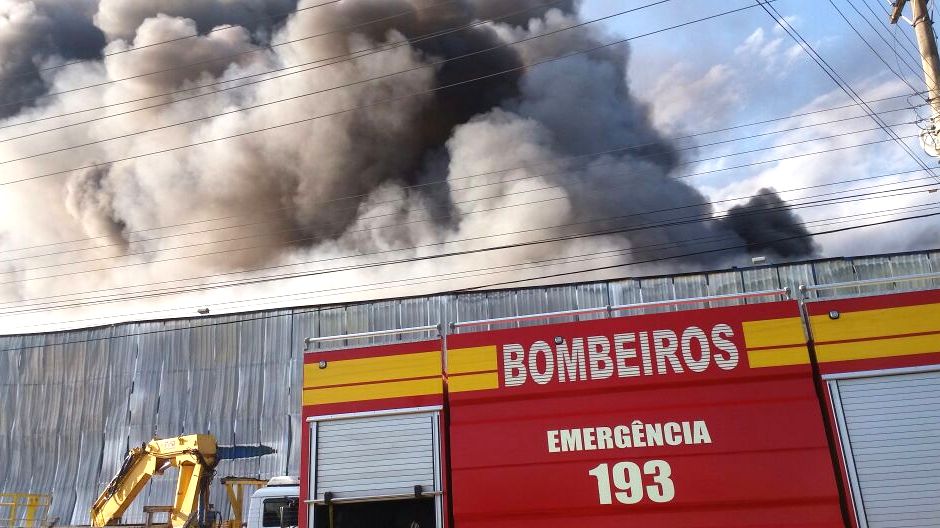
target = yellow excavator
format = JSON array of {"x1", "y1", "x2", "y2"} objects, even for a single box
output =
[{"x1": 90, "y1": 435, "x2": 219, "y2": 528}]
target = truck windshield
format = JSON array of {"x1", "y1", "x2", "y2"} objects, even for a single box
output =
[{"x1": 262, "y1": 498, "x2": 298, "y2": 528}]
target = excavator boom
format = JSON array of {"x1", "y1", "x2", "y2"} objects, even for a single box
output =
[{"x1": 91, "y1": 435, "x2": 218, "y2": 528}]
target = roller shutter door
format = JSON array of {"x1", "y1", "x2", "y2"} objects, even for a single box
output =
[
  {"x1": 311, "y1": 412, "x2": 440, "y2": 500},
  {"x1": 831, "y1": 371, "x2": 940, "y2": 528}
]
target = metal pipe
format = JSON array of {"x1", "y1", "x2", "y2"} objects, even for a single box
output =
[
  {"x1": 451, "y1": 288, "x2": 789, "y2": 329},
  {"x1": 800, "y1": 271, "x2": 940, "y2": 294},
  {"x1": 450, "y1": 306, "x2": 611, "y2": 330},
  {"x1": 304, "y1": 324, "x2": 440, "y2": 346},
  {"x1": 609, "y1": 288, "x2": 789, "y2": 313},
  {"x1": 305, "y1": 490, "x2": 444, "y2": 505},
  {"x1": 821, "y1": 363, "x2": 940, "y2": 381}
]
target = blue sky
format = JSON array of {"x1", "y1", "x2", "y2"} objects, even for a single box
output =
[{"x1": 578, "y1": 0, "x2": 940, "y2": 255}]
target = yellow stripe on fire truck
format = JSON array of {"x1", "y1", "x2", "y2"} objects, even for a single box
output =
[{"x1": 741, "y1": 316, "x2": 810, "y2": 368}]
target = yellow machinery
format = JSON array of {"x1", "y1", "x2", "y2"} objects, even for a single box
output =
[
  {"x1": 218, "y1": 478, "x2": 266, "y2": 528},
  {"x1": 0, "y1": 493, "x2": 51, "y2": 528},
  {"x1": 90, "y1": 435, "x2": 218, "y2": 528}
]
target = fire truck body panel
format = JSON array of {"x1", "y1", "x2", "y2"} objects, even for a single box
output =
[{"x1": 299, "y1": 289, "x2": 940, "y2": 528}]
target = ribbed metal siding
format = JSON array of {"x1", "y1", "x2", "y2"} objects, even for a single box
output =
[
  {"x1": 313, "y1": 413, "x2": 438, "y2": 500},
  {"x1": 833, "y1": 371, "x2": 940, "y2": 528},
  {"x1": 1, "y1": 249, "x2": 939, "y2": 523}
]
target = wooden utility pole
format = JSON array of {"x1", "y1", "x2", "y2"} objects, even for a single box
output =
[{"x1": 891, "y1": 0, "x2": 940, "y2": 156}]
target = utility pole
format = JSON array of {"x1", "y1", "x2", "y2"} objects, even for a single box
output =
[{"x1": 891, "y1": 0, "x2": 940, "y2": 157}]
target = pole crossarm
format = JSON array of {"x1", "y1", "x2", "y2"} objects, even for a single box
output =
[
  {"x1": 890, "y1": 0, "x2": 909, "y2": 24},
  {"x1": 887, "y1": 0, "x2": 940, "y2": 156}
]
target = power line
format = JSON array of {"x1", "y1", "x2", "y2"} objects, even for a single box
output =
[
  {"x1": 0, "y1": 2, "x2": 768, "y2": 186},
  {"x1": 0, "y1": 119, "x2": 926, "y2": 279},
  {"x1": 6, "y1": 202, "x2": 937, "y2": 320},
  {"x1": 3, "y1": 181, "x2": 936, "y2": 314},
  {"x1": 0, "y1": 207, "x2": 935, "y2": 342},
  {"x1": 0, "y1": 0, "x2": 343, "y2": 84},
  {"x1": 3, "y1": 163, "x2": 932, "y2": 311},
  {"x1": 0, "y1": 0, "x2": 470, "y2": 111},
  {"x1": 761, "y1": 0, "x2": 923, "y2": 161},
  {"x1": 865, "y1": 0, "x2": 940, "y2": 124},
  {"x1": 854, "y1": 0, "x2": 928, "y2": 86},
  {"x1": 0, "y1": 125, "x2": 931, "y2": 297},
  {"x1": 758, "y1": 0, "x2": 939, "y2": 183},
  {"x1": 9, "y1": 203, "x2": 938, "y2": 330},
  {"x1": 868, "y1": 0, "x2": 923, "y2": 58},
  {"x1": 461, "y1": 210, "x2": 940, "y2": 290},
  {"x1": 5, "y1": 130, "x2": 926, "y2": 313},
  {"x1": 0, "y1": 109, "x2": 920, "y2": 269},
  {"x1": 0, "y1": 0, "x2": 569, "y2": 142},
  {"x1": 0, "y1": 3, "x2": 932, "y2": 334},
  {"x1": 833, "y1": 0, "x2": 925, "y2": 95},
  {"x1": 0, "y1": 91, "x2": 924, "y2": 256},
  {"x1": 0, "y1": 1, "x2": 665, "y2": 166}
]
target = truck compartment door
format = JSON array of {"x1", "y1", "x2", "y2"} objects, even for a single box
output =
[{"x1": 829, "y1": 370, "x2": 940, "y2": 527}]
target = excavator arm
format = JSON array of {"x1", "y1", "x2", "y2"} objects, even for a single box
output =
[{"x1": 91, "y1": 435, "x2": 218, "y2": 528}]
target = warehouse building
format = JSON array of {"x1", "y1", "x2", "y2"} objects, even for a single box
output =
[{"x1": 1, "y1": 249, "x2": 939, "y2": 526}]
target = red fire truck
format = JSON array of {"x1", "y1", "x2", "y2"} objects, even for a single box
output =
[{"x1": 298, "y1": 276, "x2": 940, "y2": 528}]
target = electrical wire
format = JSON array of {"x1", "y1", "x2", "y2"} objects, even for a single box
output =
[
  {"x1": 0, "y1": 2, "x2": 769, "y2": 186},
  {"x1": 857, "y1": 0, "x2": 926, "y2": 81},
  {"x1": 0, "y1": 0, "x2": 571, "y2": 142},
  {"x1": 9, "y1": 202, "x2": 939, "y2": 329},
  {"x1": 0, "y1": 90, "x2": 925, "y2": 257},
  {"x1": 10, "y1": 201, "x2": 940, "y2": 320},
  {"x1": 3, "y1": 181, "x2": 936, "y2": 314},
  {"x1": 757, "y1": 0, "x2": 939, "y2": 184},
  {"x1": 0, "y1": 1, "x2": 666, "y2": 167},
  {"x1": 0, "y1": 206, "x2": 935, "y2": 343},
  {"x1": 860, "y1": 0, "x2": 937, "y2": 126},
  {"x1": 0, "y1": 129, "x2": 929, "y2": 323},
  {"x1": 875, "y1": 0, "x2": 923, "y2": 51},
  {"x1": 839, "y1": 0, "x2": 927, "y2": 95},
  {"x1": 0, "y1": 135, "x2": 928, "y2": 306},
  {"x1": 0, "y1": 109, "x2": 920, "y2": 270},
  {"x1": 461, "y1": 210, "x2": 940, "y2": 290},
  {"x1": 792, "y1": 0, "x2": 938, "y2": 177},
  {"x1": 832, "y1": 0, "x2": 924, "y2": 95},
  {"x1": 0, "y1": 0, "x2": 466, "y2": 133},
  {"x1": 0, "y1": 119, "x2": 927, "y2": 280},
  {"x1": 3, "y1": 163, "x2": 932, "y2": 311},
  {"x1": 0, "y1": 0, "x2": 344, "y2": 84},
  {"x1": 0, "y1": 0, "x2": 472, "y2": 112},
  {"x1": 0, "y1": 1, "x2": 932, "y2": 330}
]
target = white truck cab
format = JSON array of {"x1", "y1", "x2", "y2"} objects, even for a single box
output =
[{"x1": 246, "y1": 477, "x2": 300, "y2": 528}]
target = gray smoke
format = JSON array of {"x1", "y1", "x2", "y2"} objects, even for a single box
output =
[
  {"x1": 0, "y1": 0, "x2": 816, "y2": 312},
  {"x1": 719, "y1": 188, "x2": 818, "y2": 258},
  {"x1": 94, "y1": 0, "x2": 301, "y2": 41},
  {"x1": 0, "y1": 0, "x2": 103, "y2": 118}
]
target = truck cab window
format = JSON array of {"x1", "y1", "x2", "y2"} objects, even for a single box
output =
[{"x1": 262, "y1": 498, "x2": 298, "y2": 528}]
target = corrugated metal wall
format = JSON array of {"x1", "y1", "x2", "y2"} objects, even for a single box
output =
[{"x1": 1, "y1": 250, "x2": 939, "y2": 525}]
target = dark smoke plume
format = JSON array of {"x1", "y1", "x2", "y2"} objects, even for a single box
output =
[
  {"x1": 94, "y1": 0, "x2": 301, "y2": 40},
  {"x1": 0, "y1": 0, "x2": 103, "y2": 118},
  {"x1": 719, "y1": 188, "x2": 818, "y2": 258},
  {"x1": 0, "y1": 0, "x2": 817, "y2": 308}
]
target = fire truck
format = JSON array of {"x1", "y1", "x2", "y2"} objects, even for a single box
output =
[{"x1": 298, "y1": 274, "x2": 940, "y2": 528}]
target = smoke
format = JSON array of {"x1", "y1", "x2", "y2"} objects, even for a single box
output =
[
  {"x1": 0, "y1": 0, "x2": 817, "y2": 325},
  {"x1": 0, "y1": 0, "x2": 103, "y2": 118},
  {"x1": 718, "y1": 188, "x2": 818, "y2": 258},
  {"x1": 94, "y1": 0, "x2": 300, "y2": 41}
]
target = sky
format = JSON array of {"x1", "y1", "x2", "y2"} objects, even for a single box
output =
[
  {"x1": 587, "y1": 0, "x2": 940, "y2": 249},
  {"x1": 0, "y1": 0, "x2": 937, "y2": 334}
]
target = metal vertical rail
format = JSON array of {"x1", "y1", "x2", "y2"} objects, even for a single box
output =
[{"x1": 797, "y1": 295, "x2": 855, "y2": 528}]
